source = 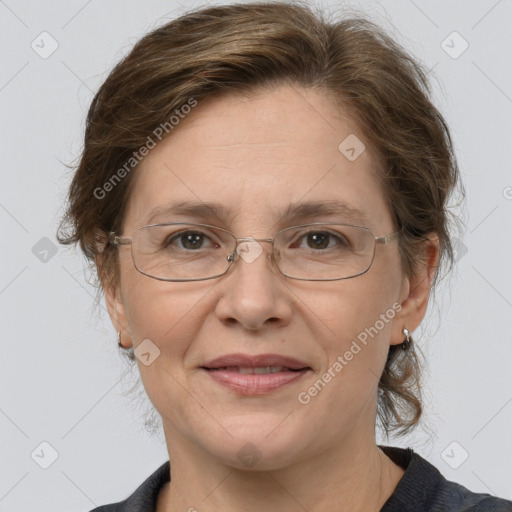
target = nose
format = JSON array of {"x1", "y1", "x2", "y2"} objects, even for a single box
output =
[{"x1": 214, "y1": 238, "x2": 292, "y2": 331}]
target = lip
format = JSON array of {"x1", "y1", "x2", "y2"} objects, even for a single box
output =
[
  {"x1": 202, "y1": 353, "x2": 310, "y2": 370},
  {"x1": 201, "y1": 353, "x2": 311, "y2": 395}
]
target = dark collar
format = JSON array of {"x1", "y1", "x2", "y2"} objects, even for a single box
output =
[{"x1": 379, "y1": 445, "x2": 511, "y2": 511}]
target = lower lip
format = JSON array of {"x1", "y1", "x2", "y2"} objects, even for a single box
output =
[{"x1": 203, "y1": 368, "x2": 310, "y2": 395}]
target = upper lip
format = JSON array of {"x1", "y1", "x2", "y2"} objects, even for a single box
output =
[{"x1": 202, "y1": 353, "x2": 311, "y2": 370}]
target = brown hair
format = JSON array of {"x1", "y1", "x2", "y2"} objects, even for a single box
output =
[{"x1": 57, "y1": 1, "x2": 463, "y2": 437}]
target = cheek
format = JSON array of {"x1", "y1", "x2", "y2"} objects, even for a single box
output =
[
  {"x1": 293, "y1": 264, "x2": 401, "y2": 345},
  {"x1": 292, "y1": 283, "x2": 398, "y2": 438},
  {"x1": 294, "y1": 270, "x2": 401, "y2": 398},
  {"x1": 121, "y1": 279, "x2": 213, "y2": 418},
  {"x1": 326, "y1": 291, "x2": 395, "y2": 383},
  {"x1": 119, "y1": 250, "x2": 212, "y2": 355}
]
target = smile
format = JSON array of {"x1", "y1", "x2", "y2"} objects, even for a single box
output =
[{"x1": 201, "y1": 353, "x2": 312, "y2": 395}]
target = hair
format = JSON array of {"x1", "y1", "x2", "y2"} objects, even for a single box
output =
[{"x1": 57, "y1": 1, "x2": 464, "y2": 437}]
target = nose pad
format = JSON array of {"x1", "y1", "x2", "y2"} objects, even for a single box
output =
[{"x1": 227, "y1": 239, "x2": 279, "y2": 275}]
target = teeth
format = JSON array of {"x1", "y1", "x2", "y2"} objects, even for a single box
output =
[
  {"x1": 253, "y1": 366, "x2": 283, "y2": 374},
  {"x1": 214, "y1": 366, "x2": 286, "y2": 374}
]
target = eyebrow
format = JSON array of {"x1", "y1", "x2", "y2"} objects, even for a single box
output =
[{"x1": 145, "y1": 199, "x2": 370, "y2": 227}]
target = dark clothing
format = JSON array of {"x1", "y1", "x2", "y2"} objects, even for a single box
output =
[{"x1": 89, "y1": 446, "x2": 512, "y2": 511}]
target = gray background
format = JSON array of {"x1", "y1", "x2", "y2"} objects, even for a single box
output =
[{"x1": 1, "y1": 0, "x2": 511, "y2": 510}]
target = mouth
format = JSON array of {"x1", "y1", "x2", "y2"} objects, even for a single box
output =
[
  {"x1": 201, "y1": 354, "x2": 312, "y2": 395},
  {"x1": 205, "y1": 366, "x2": 306, "y2": 374}
]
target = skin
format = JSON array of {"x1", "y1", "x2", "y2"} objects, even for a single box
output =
[{"x1": 103, "y1": 84, "x2": 439, "y2": 512}]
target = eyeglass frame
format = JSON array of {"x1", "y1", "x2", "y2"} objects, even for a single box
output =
[{"x1": 107, "y1": 222, "x2": 400, "y2": 282}]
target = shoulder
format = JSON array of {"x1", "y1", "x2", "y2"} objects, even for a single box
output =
[
  {"x1": 466, "y1": 497, "x2": 512, "y2": 511},
  {"x1": 88, "y1": 460, "x2": 170, "y2": 512},
  {"x1": 380, "y1": 446, "x2": 512, "y2": 512},
  {"x1": 436, "y1": 480, "x2": 512, "y2": 512}
]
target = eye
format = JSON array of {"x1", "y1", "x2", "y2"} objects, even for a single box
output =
[
  {"x1": 292, "y1": 230, "x2": 351, "y2": 250},
  {"x1": 165, "y1": 230, "x2": 217, "y2": 250}
]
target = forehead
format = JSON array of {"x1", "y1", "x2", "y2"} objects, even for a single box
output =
[{"x1": 123, "y1": 85, "x2": 393, "y2": 233}]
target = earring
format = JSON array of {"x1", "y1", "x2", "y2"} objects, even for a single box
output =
[{"x1": 401, "y1": 328, "x2": 411, "y2": 350}]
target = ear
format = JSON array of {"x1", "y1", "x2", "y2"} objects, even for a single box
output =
[
  {"x1": 104, "y1": 281, "x2": 133, "y2": 349},
  {"x1": 391, "y1": 233, "x2": 440, "y2": 346},
  {"x1": 95, "y1": 250, "x2": 133, "y2": 349}
]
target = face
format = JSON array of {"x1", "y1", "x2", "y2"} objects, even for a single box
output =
[{"x1": 106, "y1": 85, "x2": 429, "y2": 470}]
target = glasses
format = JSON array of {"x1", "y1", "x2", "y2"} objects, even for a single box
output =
[{"x1": 108, "y1": 222, "x2": 399, "y2": 282}]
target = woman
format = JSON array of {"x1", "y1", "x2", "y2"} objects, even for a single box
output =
[{"x1": 57, "y1": 2, "x2": 512, "y2": 511}]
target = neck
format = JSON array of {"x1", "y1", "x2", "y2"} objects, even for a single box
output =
[{"x1": 157, "y1": 428, "x2": 404, "y2": 512}]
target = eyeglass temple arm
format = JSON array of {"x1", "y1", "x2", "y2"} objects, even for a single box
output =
[
  {"x1": 107, "y1": 232, "x2": 132, "y2": 246},
  {"x1": 376, "y1": 231, "x2": 400, "y2": 245}
]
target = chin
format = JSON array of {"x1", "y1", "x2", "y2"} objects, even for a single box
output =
[
  {"x1": 202, "y1": 425, "x2": 313, "y2": 471},
  {"x1": 217, "y1": 444, "x2": 304, "y2": 472}
]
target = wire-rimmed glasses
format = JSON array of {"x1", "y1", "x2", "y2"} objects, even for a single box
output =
[{"x1": 107, "y1": 222, "x2": 400, "y2": 282}]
